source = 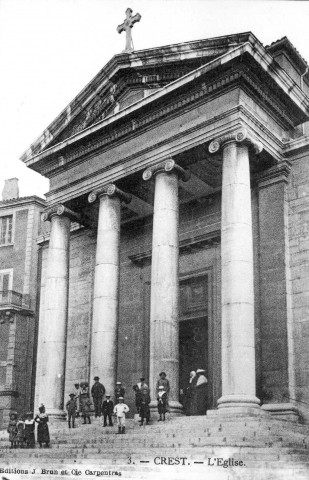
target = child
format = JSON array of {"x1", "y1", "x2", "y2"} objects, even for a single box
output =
[
  {"x1": 139, "y1": 387, "x2": 151, "y2": 426},
  {"x1": 7, "y1": 411, "x2": 18, "y2": 449},
  {"x1": 24, "y1": 412, "x2": 35, "y2": 447},
  {"x1": 113, "y1": 396, "x2": 129, "y2": 434},
  {"x1": 157, "y1": 385, "x2": 167, "y2": 421},
  {"x1": 102, "y1": 394, "x2": 114, "y2": 427},
  {"x1": 35, "y1": 404, "x2": 50, "y2": 447},
  {"x1": 66, "y1": 393, "x2": 77, "y2": 428},
  {"x1": 80, "y1": 382, "x2": 91, "y2": 425},
  {"x1": 16, "y1": 418, "x2": 25, "y2": 448}
]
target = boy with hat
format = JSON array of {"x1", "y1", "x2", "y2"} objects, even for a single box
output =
[
  {"x1": 115, "y1": 381, "x2": 125, "y2": 401},
  {"x1": 102, "y1": 394, "x2": 114, "y2": 427},
  {"x1": 113, "y1": 397, "x2": 129, "y2": 434},
  {"x1": 7, "y1": 411, "x2": 18, "y2": 449},
  {"x1": 66, "y1": 393, "x2": 77, "y2": 428},
  {"x1": 91, "y1": 376, "x2": 105, "y2": 418},
  {"x1": 157, "y1": 386, "x2": 168, "y2": 422}
]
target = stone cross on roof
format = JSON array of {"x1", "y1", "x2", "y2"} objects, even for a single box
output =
[{"x1": 117, "y1": 8, "x2": 141, "y2": 53}]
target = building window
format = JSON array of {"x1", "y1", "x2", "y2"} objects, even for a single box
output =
[
  {"x1": 0, "y1": 215, "x2": 13, "y2": 245},
  {"x1": 0, "y1": 269, "x2": 13, "y2": 304}
]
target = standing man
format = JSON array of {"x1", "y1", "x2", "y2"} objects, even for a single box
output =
[
  {"x1": 133, "y1": 377, "x2": 149, "y2": 414},
  {"x1": 102, "y1": 394, "x2": 114, "y2": 427},
  {"x1": 91, "y1": 376, "x2": 105, "y2": 418}
]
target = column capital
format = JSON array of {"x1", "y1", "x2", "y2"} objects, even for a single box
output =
[
  {"x1": 256, "y1": 161, "x2": 292, "y2": 188},
  {"x1": 143, "y1": 159, "x2": 190, "y2": 182},
  {"x1": 209, "y1": 127, "x2": 263, "y2": 155},
  {"x1": 41, "y1": 204, "x2": 81, "y2": 223},
  {"x1": 88, "y1": 184, "x2": 131, "y2": 204}
]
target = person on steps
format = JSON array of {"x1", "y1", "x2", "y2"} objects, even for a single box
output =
[
  {"x1": 7, "y1": 411, "x2": 18, "y2": 449},
  {"x1": 157, "y1": 385, "x2": 168, "y2": 422},
  {"x1": 35, "y1": 404, "x2": 50, "y2": 447},
  {"x1": 113, "y1": 396, "x2": 129, "y2": 434},
  {"x1": 102, "y1": 394, "x2": 114, "y2": 427},
  {"x1": 66, "y1": 393, "x2": 77, "y2": 428},
  {"x1": 91, "y1": 376, "x2": 105, "y2": 418},
  {"x1": 80, "y1": 382, "x2": 91, "y2": 424}
]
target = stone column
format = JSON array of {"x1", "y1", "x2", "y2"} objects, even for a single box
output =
[
  {"x1": 88, "y1": 184, "x2": 131, "y2": 397},
  {"x1": 209, "y1": 128, "x2": 262, "y2": 413},
  {"x1": 37, "y1": 205, "x2": 80, "y2": 419},
  {"x1": 143, "y1": 159, "x2": 190, "y2": 414}
]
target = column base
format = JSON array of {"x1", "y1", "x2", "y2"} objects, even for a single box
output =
[
  {"x1": 261, "y1": 403, "x2": 299, "y2": 422},
  {"x1": 149, "y1": 400, "x2": 183, "y2": 416},
  {"x1": 207, "y1": 394, "x2": 263, "y2": 417},
  {"x1": 46, "y1": 408, "x2": 67, "y2": 423}
]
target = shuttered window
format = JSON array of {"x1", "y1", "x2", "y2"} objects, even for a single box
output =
[{"x1": 0, "y1": 215, "x2": 13, "y2": 245}]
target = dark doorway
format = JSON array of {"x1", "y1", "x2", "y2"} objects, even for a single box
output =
[
  {"x1": 179, "y1": 317, "x2": 208, "y2": 402},
  {"x1": 179, "y1": 274, "x2": 209, "y2": 405}
]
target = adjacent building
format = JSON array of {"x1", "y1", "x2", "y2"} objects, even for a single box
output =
[{"x1": 0, "y1": 179, "x2": 45, "y2": 427}]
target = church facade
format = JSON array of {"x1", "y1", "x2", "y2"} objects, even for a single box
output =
[{"x1": 21, "y1": 33, "x2": 309, "y2": 423}]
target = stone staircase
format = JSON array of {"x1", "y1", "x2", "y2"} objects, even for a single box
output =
[{"x1": 0, "y1": 414, "x2": 308, "y2": 480}]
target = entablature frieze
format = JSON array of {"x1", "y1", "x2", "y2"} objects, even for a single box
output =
[
  {"x1": 129, "y1": 228, "x2": 220, "y2": 265},
  {"x1": 32, "y1": 63, "x2": 302, "y2": 180}
]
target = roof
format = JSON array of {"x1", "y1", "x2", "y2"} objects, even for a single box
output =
[
  {"x1": 0, "y1": 195, "x2": 46, "y2": 208},
  {"x1": 266, "y1": 36, "x2": 308, "y2": 73}
]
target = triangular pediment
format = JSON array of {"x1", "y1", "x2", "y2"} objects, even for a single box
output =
[{"x1": 21, "y1": 33, "x2": 256, "y2": 162}]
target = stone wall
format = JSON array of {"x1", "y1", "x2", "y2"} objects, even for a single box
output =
[{"x1": 288, "y1": 150, "x2": 309, "y2": 423}]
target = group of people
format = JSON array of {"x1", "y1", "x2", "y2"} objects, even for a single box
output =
[
  {"x1": 67, "y1": 376, "x2": 129, "y2": 434},
  {"x1": 7, "y1": 368, "x2": 208, "y2": 447},
  {"x1": 7, "y1": 405, "x2": 50, "y2": 449}
]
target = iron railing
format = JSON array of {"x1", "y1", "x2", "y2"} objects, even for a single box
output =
[{"x1": 0, "y1": 290, "x2": 31, "y2": 309}]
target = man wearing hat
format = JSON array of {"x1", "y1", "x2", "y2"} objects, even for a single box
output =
[
  {"x1": 102, "y1": 394, "x2": 114, "y2": 427},
  {"x1": 115, "y1": 381, "x2": 125, "y2": 401},
  {"x1": 113, "y1": 396, "x2": 129, "y2": 434},
  {"x1": 66, "y1": 393, "x2": 77, "y2": 428},
  {"x1": 91, "y1": 376, "x2": 105, "y2": 418},
  {"x1": 194, "y1": 369, "x2": 208, "y2": 415},
  {"x1": 133, "y1": 377, "x2": 148, "y2": 414}
]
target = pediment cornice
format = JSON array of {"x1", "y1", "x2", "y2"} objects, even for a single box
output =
[{"x1": 21, "y1": 34, "x2": 309, "y2": 175}]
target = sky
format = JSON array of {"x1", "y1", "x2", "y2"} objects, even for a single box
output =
[{"x1": 1, "y1": 0, "x2": 309, "y2": 199}]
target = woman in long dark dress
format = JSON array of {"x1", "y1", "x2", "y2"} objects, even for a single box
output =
[
  {"x1": 35, "y1": 404, "x2": 50, "y2": 448},
  {"x1": 184, "y1": 371, "x2": 197, "y2": 415},
  {"x1": 24, "y1": 412, "x2": 35, "y2": 448},
  {"x1": 194, "y1": 368, "x2": 208, "y2": 415}
]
